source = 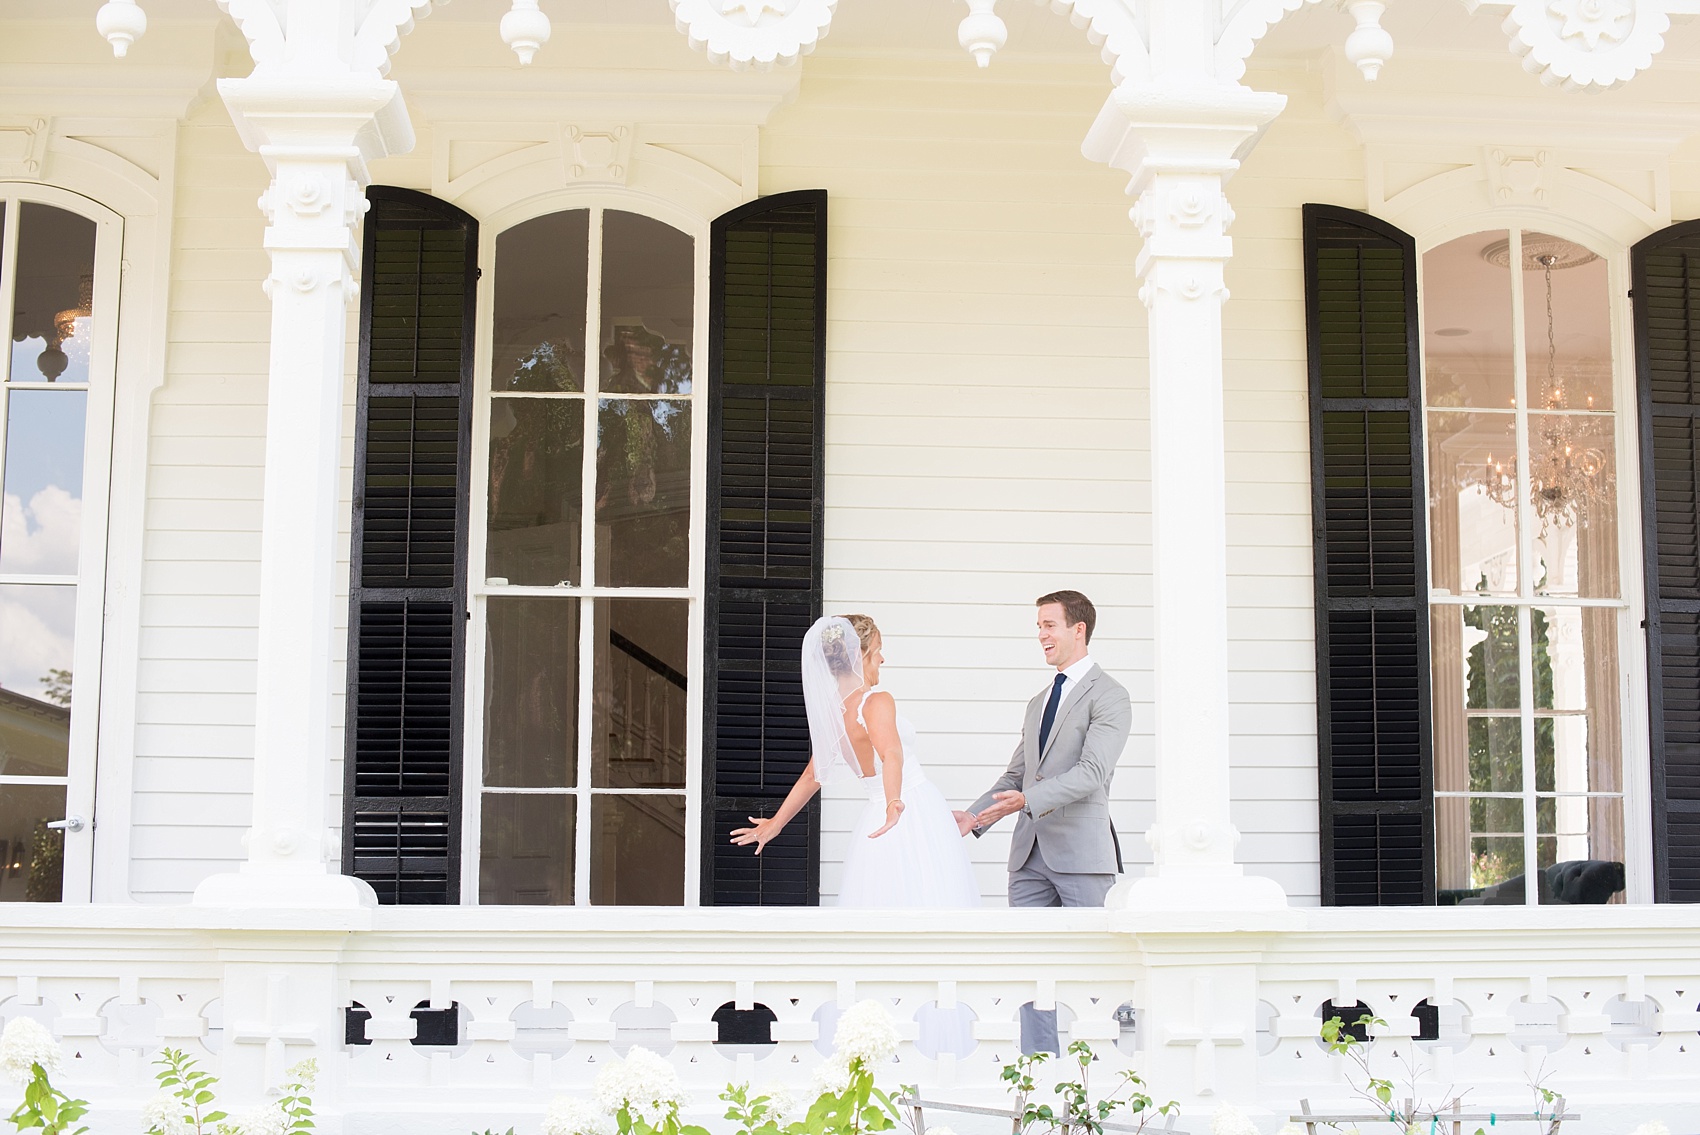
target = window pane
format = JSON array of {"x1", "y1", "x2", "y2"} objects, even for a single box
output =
[
  {"x1": 1462, "y1": 604, "x2": 1519, "y2": 709},
  {"x1": 9, "y1": 204, "x2": 97, "y2": 385},
  {"x1": 0, "y1": 584, "x2": 76, "y2": 726},
  {"x1": 1435, "y1": 796, "x2": 1470, "y2": 894},
  {"x1": 1422, "y1": 231, "x2": 1514, "y2": 409},
  {"x1": 590, "y1": 794, "x2": 685, "y2": 905},
  {"x1": 1521, "y1": 233, "x2": 1610, "y2": 412},
  {"x1": 1471, "y1": 826, "x2": 1524, "y2": 894},
  {"x1": 494, "y1": 211, "x2": 588, "y2": 392},
  {"x1": 484, "y1": 598, "x2": 578, "y2": 788},
  {"x1": 1466, "y1": 717, "x2": 1521, "y2": 792},
  {"x1": 487, "y1": 398, "x2": 584, "y2": 585},
  {"x1": 1532, "y1": 605, "x2": 1622, "y2": 796},
  {"x1": 599, "y1": 211, "x2": 693, "y2": 395},
  {"x1": 1528, "y1": 413, "x2": 1618, "y2": 597},
  {"x1": 592, "y1": 599, "x2": 687, "y2": 789},
  {"x1": 1440, "y1": 799, "x2": 1529, "y2": 902},
  {"x1": 1426, "y1": 411, "x2": 1518, "y2": 595},
  {"x1": 596, "y1": 399, "x2": 691, "y2": 587},
  {"x1": 1431, "y1": 607, "x2": 1468, "y2": 793},
  {"x1": 480, "y1": 793, "x2": 573, "y2": 904},
  {"x1": 1536, "y1": 795, "x2": 1624, "y2": 904},
  {"x1": 0, "y1": 782, "x2": 66, "y2": 902},
  {"x1": 1, "y1": 389, "x2": 87, "y2": 575}
]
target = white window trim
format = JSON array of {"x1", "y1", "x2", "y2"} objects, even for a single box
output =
[
  {"x1": 1415, "y1": 219, "x2": 1653, "y2": 904},
  {"x1": 460, "y1": 193, "x2": 710, "y2": 906},
  {"x1": 0, "y1": 185, "x2": 123, "y2": 903}
]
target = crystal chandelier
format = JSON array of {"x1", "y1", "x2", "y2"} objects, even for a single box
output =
[{"x1": 1481, "y1": 248, "x2": 1612, "y2": 532}]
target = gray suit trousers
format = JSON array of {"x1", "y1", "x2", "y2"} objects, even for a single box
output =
[{"x1": 1012, "y1": 844, "x2": 1114, "y2": 1053}]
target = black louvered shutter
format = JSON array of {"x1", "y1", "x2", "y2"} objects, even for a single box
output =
[
  {"x1": 1633, "y1": 221, "x2": 1700, "y2": 902},
  {"x1": 702, "y1": 190, "x2": 827, "y2": 905},
  {"x1": 1303, "y1": 205, "x2": 1434, "y2": 905},
  {"x1": 343, "y1": 187, "x2": 477, "y2": 904}
]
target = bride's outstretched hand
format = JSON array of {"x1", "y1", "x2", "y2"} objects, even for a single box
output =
[
  {"x1": 869, "y1": 799, "x2": 905, "y2": 838},
  {"x1": 730, "y1": 815, "x2": 781, "y2": 854},
  {"x1": 953, "y1": 809, "x2": 978, "y2": 836}
]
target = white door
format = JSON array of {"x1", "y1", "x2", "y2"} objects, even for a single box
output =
[{"x1": 0, "y1": 187, "x2": 121, "y2": 902}]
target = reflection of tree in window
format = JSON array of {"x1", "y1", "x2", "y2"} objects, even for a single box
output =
[
  {"x1": 25, "y1": 821, "x2": 61, "y2": 902},
  {"x1": 1463, "y1": 591, "x2": 1553, "y2": 888},
  {"x1": 506, "y1": 339, "x2": 580, "y2": 392},
  {"x1": 596, "y1": 323, "x2": 691, "y2": 588},
  {"x1": 596, "y1": 401, "x2": 690, "y2": 587},
  {"x1": 38, "y1": 668, "x2": 71, "y2": 708},
  {"x1": 487, "y1": 398, "x2": 585, "y2": 587},
  {"x1": 601, "y1": 322, "x2": 691, "y2": 395}
]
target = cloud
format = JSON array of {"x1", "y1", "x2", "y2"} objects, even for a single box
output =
[
  {"x1": 0, "y1": 486, "x2": 81, "y2": 575},
  {"x1": 0, "y1": 584, "x2": 75, "y2": 700}
]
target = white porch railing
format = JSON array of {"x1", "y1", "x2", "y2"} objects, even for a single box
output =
[{"x1": 1, "y1": 906, "x2": 1697, "y2": 1134}]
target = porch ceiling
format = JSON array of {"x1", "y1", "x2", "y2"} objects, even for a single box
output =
[{"x1": 16, "y1": 1, "x2": 1700, "y2": 77}]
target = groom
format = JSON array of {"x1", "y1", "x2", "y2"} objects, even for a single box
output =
[{"x1": 962, "y1": 590, "x2": 1132, "y2": 1049}]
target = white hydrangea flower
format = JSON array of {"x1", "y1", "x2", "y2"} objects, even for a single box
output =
[
  {"x1": 284, "y1": 1057, "x2": 318, "y2": 1087},
  {"x1": 0, "y1": 1017, "x2": 62, "y2": 1085},
  {"x1": 228, "y1": 1104, "x2": 289, "y2": 1135},
  {"x1": 830, "y1": 1001, "x2": 899, "y2": 1068},
  {"x1": 1626, "y1": 1123, "x2": 1671, "y2": 1135},
  {"x1": 762, "y1": 1086, "x2": 797, "y2": 1125},
  {"x1": 809, "y1": 1053, "x2": 852, "y2": 1097},
  {"x1": 542, "y1": 1095, "x2": 614, "y2": 1135},
  {"x1": 1211, "y1": 1103, "x2": 1260, "y2": 1135},
  {"x1": 926, "y1": 1126, "x2": 957, "y2": 1135},
  {"x1": 592, "y1": 1047, "x2": 687, "y2": 1128},
  {"x1": 1277, "y1": 1124, "x2": 1309, "y2": 1135},
  {"x1": 142, "y1": 1091, "x2": 191, "y2": 1135}
]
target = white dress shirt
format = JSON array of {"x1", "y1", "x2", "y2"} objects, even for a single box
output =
[{"x1": 1049, "y1": 653, "x2": 1096, "y2": 716}]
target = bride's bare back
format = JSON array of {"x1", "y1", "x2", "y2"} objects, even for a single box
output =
[{"x1": 841, "y1": 688, "x2": 901, "y2": 779}]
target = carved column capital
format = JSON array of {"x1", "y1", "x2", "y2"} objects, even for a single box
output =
[
  {"x1": 219, "y1": 77, "x2": 411, "y2": 296},
  {"x1": 1085, "y1": 84, "x2": 1283, "y2": 286}
]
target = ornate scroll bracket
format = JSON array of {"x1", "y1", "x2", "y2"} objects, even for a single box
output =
[{"x1": 668, "y1": 0, "x2": 837, "y2": 69}]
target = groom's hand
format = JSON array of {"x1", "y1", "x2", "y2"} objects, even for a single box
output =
[
  {"x1": 974, "y1": 790, "x2": 1026, "y2": 826},
  {"x1": 953, "y1": 810, "x2": 978, "y2": 837}
]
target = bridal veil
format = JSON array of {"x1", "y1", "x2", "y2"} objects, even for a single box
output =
[{"x1": 801, "y1": 614, "x2": 868, "y2": 785}]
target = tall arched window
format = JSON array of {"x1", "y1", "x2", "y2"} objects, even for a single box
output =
[
  {"x1": 0, "y1": 190, "x2": 120, "y2": 903},
  {"x1": 1421, "y1": 230, "x2": 1627, "y2": 905},
  {"x1": 473, "y1": 206, "x2": 700, "y2": 905}
]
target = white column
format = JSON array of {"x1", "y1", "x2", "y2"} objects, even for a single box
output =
[
  {"x1": 1086, "y1": 80, "x2": 1291, "y2": 912},
  {"x1": 193, "y1": 77, "x2": 413, "y2": 908}
]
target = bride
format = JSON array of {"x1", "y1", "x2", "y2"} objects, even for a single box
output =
[{"x1": 729, "y1": 614, "x2": 981, "y2": 907}]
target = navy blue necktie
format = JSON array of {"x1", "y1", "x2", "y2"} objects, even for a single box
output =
[{"x1": 1038, "y1": 672, "x2": 1067, "y2": 753}]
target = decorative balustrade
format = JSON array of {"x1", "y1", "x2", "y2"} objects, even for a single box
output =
[{"x1": 1, "y1": 906, "x2": 1697, "y2": 1133}]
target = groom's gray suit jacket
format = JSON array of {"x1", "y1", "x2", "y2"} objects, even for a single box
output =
[{"x1": 969, "y1": 664, "x2": 1132, "y2": 875}]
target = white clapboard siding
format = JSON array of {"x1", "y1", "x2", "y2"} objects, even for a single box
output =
[{"x1": 129, "y1": 99, "x2": 272, "y2": 900}]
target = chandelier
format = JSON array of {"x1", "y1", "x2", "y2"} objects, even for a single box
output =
[{"x1": 1480, "y1": 245, "x2": 1612, "y2": 533}]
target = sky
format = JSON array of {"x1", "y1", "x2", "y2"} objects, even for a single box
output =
[{"x1": 0, "y1": 385, "x2": 86, "y2": 702}]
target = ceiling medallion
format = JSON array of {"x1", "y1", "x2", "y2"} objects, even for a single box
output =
[
  {"x1": 670, "y1": 0, "x2": 835, "y2": 69},
  {"x1": 1501, "y1": 0, "x2": 1670, "y2": 90},
  {"x1": 1478, "y1": 234, "x2": 1599, "y2": 271}
]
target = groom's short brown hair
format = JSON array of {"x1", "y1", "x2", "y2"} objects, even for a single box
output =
[{"x1": 1036, "y1": 590, "x2": 1095, "y2": 643}]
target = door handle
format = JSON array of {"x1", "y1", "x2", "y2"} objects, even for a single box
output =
[{"x1": 46, "y1": 816, "x2": 85, "y2": 833}]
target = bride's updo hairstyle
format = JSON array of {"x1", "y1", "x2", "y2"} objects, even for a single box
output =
[{"x1": 822, "y1": 613, "x2": 879, "y2": 676}]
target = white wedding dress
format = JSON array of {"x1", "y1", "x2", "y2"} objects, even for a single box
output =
[{"x1": 836, "y1": 688, "x2": 981, "y2": 909}]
